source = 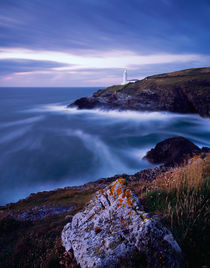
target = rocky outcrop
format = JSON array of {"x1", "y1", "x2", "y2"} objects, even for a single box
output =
[
  {"x1": 143, "y1": 136, "x2": 208, "y2": 166},
  {"x1": 68, "y1": 67, "x2": 210, "y2": 117},
  {"x1": 62, "y1": 178, "x2": 183, "y2": 267}
]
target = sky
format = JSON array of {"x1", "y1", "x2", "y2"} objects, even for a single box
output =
[{"x1": 0, "y1": 0, "x2": 210, "y2": 87}]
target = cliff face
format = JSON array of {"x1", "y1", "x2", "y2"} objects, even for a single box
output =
[{"x1": 69, "y1": 67, "x2": 210, "y2": 117}]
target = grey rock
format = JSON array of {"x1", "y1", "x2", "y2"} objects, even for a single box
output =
[{"x1": 62, "y1": 178, "x2": 182, "y2": 267}]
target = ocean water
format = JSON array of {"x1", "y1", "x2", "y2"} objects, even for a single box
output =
[{"x1": 0, "y1": 87, "x2": 210, "y2": 205}]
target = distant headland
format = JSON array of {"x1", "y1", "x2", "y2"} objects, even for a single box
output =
[{"x1": 69, "y1": 67, "x2": 210, "y2": 118}]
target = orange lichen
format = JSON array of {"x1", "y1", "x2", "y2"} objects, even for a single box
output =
[
  {"x1": 125, "y1": 189, "x2": 131, "y2": 198},
  {"x1": 124, "y1": 189, "x2": 132, "y2": 207},
  {"x1": 95, "y1": 227, "x2": 102, "y2": 234},
  {"x1": 122, "y1": 188, "x2": 126, "y2": 198},
  {"x1": 125, "y1": 211, "x2": 132, "y2": 216},
  {"x1": 116, "y1": 188, "x2": 122, "y2": 196},
  {"x1": 109, "y1": 178, "x2": 126, "y2": 198},
  {"x1": 99, "y1": 189, "x2": 104, "y2": 195},
  {"x1": 96, "y1": 207, "x2": 105, "y2": 213},
  {"x1": 121, "y1": 219, "x2": 125, "y2": 224},
  {"x1": 111, "y1": 178, "x2": 125, "y2": 188},
  {"x1": 109, "y1": 187, "x2": 114, "y2": 196},
  {"x1": 115, "y1": 177, "x2": 125, "y2": 184},
  {"x1": 89, "y1": 214, "x2": 94, "y2": 220}
]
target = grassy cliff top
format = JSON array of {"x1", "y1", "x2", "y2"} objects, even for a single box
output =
[{"x1": 105, "y1": 67, "x2": 210, "y2": 95}]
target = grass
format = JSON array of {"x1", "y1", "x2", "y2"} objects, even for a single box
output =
[
  {"x1": 106, "y1": 67, "x2": 210, "y2": 96},
  {"x1": 131, "y1": 154, "x2": 210, "y2": 268},
  {"x1": 0, "y1": 187, "x2": 96, "y2": 267}
]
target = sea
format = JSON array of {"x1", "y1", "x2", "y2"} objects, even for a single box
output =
[{"x1": 0, "y1": 87, "x2": 210, "y2": 205}]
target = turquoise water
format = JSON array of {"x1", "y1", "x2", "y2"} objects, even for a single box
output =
[{"x1": 0, "y1": 87, "x2": 210, "y2": 205}]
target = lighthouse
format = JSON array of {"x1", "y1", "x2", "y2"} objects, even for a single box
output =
[
  {"x1": 122, "y1": 69, "x2": 127, "y2": 85},
  {"x1": 122, "y1": 68, "x2": 138, "y2": 85}
]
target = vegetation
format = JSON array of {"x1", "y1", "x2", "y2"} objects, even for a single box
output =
[
  {"x1": 0, "y1": 188, "x2": 96, "y2": 267},
  {"x1": 131, "y1": 154, "x2": 210, "y2": 268},
  {"x1": 107, "y1": 67, "x2": 210, "y2": 94},
  {"x1": 71, "y1": 67, "x2": 210, "y2": 117},
  {"x1": 0, "y1": 154, "x2": 209, "y2": 267}
]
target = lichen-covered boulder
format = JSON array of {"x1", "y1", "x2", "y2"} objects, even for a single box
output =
[{"x1": 62, "y1": 178, "x2": 182, "y2": 267}]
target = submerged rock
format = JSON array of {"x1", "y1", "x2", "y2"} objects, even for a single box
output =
[
  {"x1": 62, "y1": 178, "x2": 182, "y2": 267},
  {"x1": 144, "y1": 136, "x2": 202, "y2": 166}
]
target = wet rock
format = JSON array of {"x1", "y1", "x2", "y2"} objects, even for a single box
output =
[
  {"x1": 144, "y1": 136, "x2": 202, "y2": 166},
  {"x1": 62, "y1": 178, "x2": 182, "y2": 267}
]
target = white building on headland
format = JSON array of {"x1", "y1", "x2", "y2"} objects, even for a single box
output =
[{"x1": 122, "y1": 69, "x2": 138, "y2": 85}]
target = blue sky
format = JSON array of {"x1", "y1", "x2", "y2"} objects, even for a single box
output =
[{"x1": 0, "y1": 0, "x2": 210, "y2": 86}]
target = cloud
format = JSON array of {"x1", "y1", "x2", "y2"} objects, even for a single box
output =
[
  {"x1": 53, "y1": 51, "x2": 209, "y2": 86},
  {"x1": 0, "y1": 59, "x2": 68, "y2": 76},
  {"x1": 0, "y1": 48, "x2": 205, "y2": 71},
  {"x1": 0, "y1": 0, "x2": 209, "y2": 86},
  {"x1": 0, "y1": 47, "x2": 209, "y2": 86},
  {"x1": 0, "y1": 0, "x2": 209, "y2": 54}
]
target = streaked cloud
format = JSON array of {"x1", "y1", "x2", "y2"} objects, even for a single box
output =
[
  {"x1": 0, "y1": 0, "x2": 209, "y2": 86},
  {"x1": 0, "y1": 48, "x2": 206, "y2": 70},
  {"x1": 0, "y1": 59, "x2": 68, "y2": 76}
]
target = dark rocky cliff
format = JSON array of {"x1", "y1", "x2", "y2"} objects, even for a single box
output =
[{"x1": 69, "y1": 67, "x2": 210, "y2": 117}]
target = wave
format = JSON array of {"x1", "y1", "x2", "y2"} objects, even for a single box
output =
[
  {"x1": 1, "y1": 102, "x2": 209, "y2": 205},
  {"x1": 30, "y1": 103, "x2": 208, "y2": 122},
  {"x1": 65, "y1": 129, "x2": 126, "y2": 174}
]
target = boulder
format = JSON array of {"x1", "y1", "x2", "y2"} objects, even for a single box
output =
[
  {"x1": 62, "y1": 178, "x2": 182, "y2": 267},
  {"x1": 143, "y1": 136, "x2": 201, "y2": 166}
]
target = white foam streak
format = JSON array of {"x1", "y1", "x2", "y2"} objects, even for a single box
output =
[
  {"x1": 66, "y1": 129, "x2": 126, "y2": 174},
  {"x1": 0, "y1": 126, "x2": 32, "y2": 144},
  {"x1": 32, "y1": 103, "x2": 205, "y2": 122},
  {"x1": 129, "y1": 148, "x2": 150, "y2": 160},
  {"x1": 0, "y1": 115, "x2": 44, "y2": 128},
  {"x1": 66, "y1": 107, "x2": 185, "y2": 121}
]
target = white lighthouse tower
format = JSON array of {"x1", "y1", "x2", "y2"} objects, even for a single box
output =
[
  {"x1": 122, "y1": 68, "x2": 138, "y2": 85},
  {"x1": 122, "y1": 69, "x2": 127, "y2": 85}
]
